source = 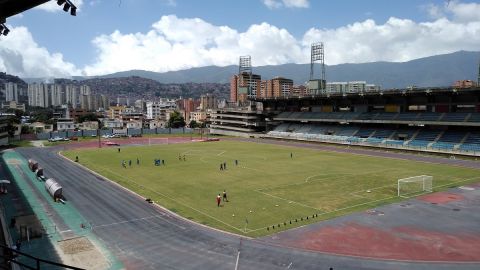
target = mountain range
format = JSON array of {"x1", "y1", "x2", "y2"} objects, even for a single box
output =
[
  {"x1": 21, "y1": 50, "x2": 480, "y2": 89},
  {"x1": 75, "y1": 50, "x2": 480, "y2": 89}
]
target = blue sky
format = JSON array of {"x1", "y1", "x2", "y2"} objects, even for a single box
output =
[{"x1": 1, "y1": 0, "x2": 479, "y2": 77}]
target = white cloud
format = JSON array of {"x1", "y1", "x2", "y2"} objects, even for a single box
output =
[
  {"x1": 262, "y1": 0, "x2": 309, "y2": 9},
  {"x1": 35, "y1": 0, "x2": 83, "y2": 12},
  {"x1": 283, "y1": 0, "x2": 309, "y2": 8},
  {"x1": 0, "y1": 26, "x2": 79, "y2": 78},
  {"x1": 302, "y1": 15, "x2": 480, "y2": 64},
  {"x1": 83, "y1": 15, "x2": 304, "y2": 75}
]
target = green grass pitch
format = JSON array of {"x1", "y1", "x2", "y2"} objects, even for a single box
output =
[{"x1": 63, "y1": 140, "x2": 480, "y2": 237}]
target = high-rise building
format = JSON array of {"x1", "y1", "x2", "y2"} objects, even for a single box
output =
[
  {"x1": 200, "y1": 94, "x2": 217, "y2": 110},
  {"x1": 347, "y1": 81, "x2": 367, "y2": 93},
  {"x1": 28, "y1": 83, "x2": 50, "y2": 108},
  {"x1": 272, "y1": 77, "x2": 293, "y2": 97},
  {"x1": 79, "y1": 85, "x2": 91, "y2": 95},
  {"x1": 325, "y1": 82, "x2": 348, "y2": 94},
  {"x1": 100, "y1": 95, "x2": 109, "y2": 110},
  {"x1": 4, "y1": 82, "x2": 18, "y2": 102},
  {"x1": 146, "y1": 100, "x2": 177, "y2": 120},
  {"x1": 50, "y1": 84, "x2": 64, "y2": 106},
  {"x1": 65, "y1": 85, "x2": 78, "y2": 108},
  {"x1": 230, "y1": 75, "x2": 238, "y2": 102},
  {"x1": 230, "y1": 72, "x2": 261, "y2": 102},
  {"x1": 292, "y1": 85, "x2": 307, "y2": 96}
]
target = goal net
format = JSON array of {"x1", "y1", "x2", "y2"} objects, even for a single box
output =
[{"x1": 397, "y1": 175, "x2": 433, "y2": 197}]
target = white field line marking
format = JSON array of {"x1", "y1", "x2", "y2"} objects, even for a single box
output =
[
  {"x1": 246, "y1": 195, "x2": 398, "y2": 233},
  {"x1": 85, "y1": 161, "x2": 246, "y2": 233},
  {"x1": 234, "y1": 251, "x2": 240, "y2": 270},
  {"x1": 240, "y1": 166, "x2": 263, "y2": 172},
  {"x1": 433, "y1": 176, "x2": 480, "y2": 189},
  {"x1": 217, "y1": 150, "x2": 226, "y2": 156},
  {"x1": 254, "y1": 190, "x2": 323, "y2": 212},
  {"x1": 258, "y1": 167, "x2": 400, "y2": 193},
  {"x1": 247, "y1": 175, "x2": 480, "y2": 232},
  {"x1": 349, "y1": 184, "x2": 397, "y2": 199},
  {"x1": 93, "y1": 215, "x2": 166, "y2": 229}
]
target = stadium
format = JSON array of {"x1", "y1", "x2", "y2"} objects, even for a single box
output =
[
  {"x1": 2, "y1": 86, "x2": 480, "y2": 269},
  {"x1": 1, "y1": 1, "x2": 480, "y2": 270}
]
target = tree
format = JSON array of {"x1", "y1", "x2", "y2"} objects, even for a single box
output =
[
  {"x1": 167, "y1": 111, "x2": 186, "y2": 128},
  {"x1": 189, "y1": 120, "x2": 198, "y2": 128},
  {"x1": 78, "y1": 113, "x2": 99, "y2": 123}
]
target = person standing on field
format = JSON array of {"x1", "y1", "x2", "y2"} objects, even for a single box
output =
[
  {"x1": 222, "y1": 190, "x2": 228, "y2": 202},
  {"x1": 216, "y1": 194, "x2": 222, "y2": 207}
]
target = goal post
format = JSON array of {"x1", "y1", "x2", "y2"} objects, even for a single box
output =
[{"x1": 397, "y1": 175, "x2": 433, "y2": 197}]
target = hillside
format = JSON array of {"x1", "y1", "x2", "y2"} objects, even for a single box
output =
[{"x1": 69, "y1": 76, "x2": 229, "y2": 100}]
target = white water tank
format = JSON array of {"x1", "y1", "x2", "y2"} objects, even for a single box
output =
[{"x1": 45, "y1": 178, "x2": 62, "y2": 199}]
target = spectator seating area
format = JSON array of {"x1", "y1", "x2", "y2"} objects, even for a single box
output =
[
  {"x1": 267, "y1": 122, "x2": 480, "y2": 155},
  {"x1": 274, "y1": 112, "x2": 480, "y2": 123}
]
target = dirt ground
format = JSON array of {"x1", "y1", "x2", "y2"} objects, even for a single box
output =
[{"x1": 56, "y1": 237, "x2": 111, "y2": 270}]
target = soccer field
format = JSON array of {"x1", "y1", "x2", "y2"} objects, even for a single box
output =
[{"x1": 63, "y1": 140, "x2": 480, "y2": 237}]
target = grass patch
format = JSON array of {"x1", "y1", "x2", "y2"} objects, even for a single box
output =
[{"x1": 64, "y1": 140, "x2": 480, "y2": 237}]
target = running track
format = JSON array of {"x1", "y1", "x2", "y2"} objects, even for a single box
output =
[{"x1": 13, "y1": 138, "x2": 480, "y2": 270}]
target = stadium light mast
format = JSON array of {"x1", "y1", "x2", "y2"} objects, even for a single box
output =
[
  {"x1": 308, "y1": 42, "x2": 326, "y2": 95},
  {"x1": 310, "y1": 42, "x2": 325, "y2": 82}
]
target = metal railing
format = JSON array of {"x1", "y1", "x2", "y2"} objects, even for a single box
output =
[{"x1": 0, "y1": 243, "x2": 84, "y2": 270}]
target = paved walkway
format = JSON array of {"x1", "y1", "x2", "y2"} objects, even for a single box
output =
[{"x1": 1, "y1": 150, "x2": 121, "y2": 270}]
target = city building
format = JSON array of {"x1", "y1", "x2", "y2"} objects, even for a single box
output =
[
  {"x1": 1, "y1": 101, "x2": 26, "y2": 112},
  {"x1": 4, "y1": 82, "x2": 18, "y2": 102},
  {"x1": 189, "y1": 111, "x2": 207, "y2": 123},
  {"x1": 79, "y1": 85, "x2": 91, "y2": 95},
  {"x1": 325, "y1": 82, "x2": 348, "y2": 94},
  {"x1": 291, "y1": 85, "x2": 308, "y2": 96},
  {"x1": 347, "y1": 81, "x2": 367, "y2": 93},
  {"x1": 65, "y1": 85, "x2": 78, "y2": 108},
  {"x1": 29, "y1": 122, "x2": 53, "y2": 133},
  {"x1": 209, "y1": 104, "x2": 266, "y2": 136},
  {"x1": 454, "y1": 80, "x2": 477, "y2": 88},
  {"x1": 50, "y1": 84, "x2": 64, "y2": 106},
  {"x1": 230, "y1": 75, "x2": 238, "y2": 102},
  {"x1": 272, "y1": 77, "x2": 293, "y2": 97},
  {"x1": 126, "y1": 121, "x2": 142, "y2": 129},
  {"x1": 200, "y1": 94, "x2": 217, "y2": 110},
  {"x1": 77, "y1": 121, "x2": 99, "y2": 130},
  {"x1": 0, "y1": 115, "x2": 10, "y2": 145},
  {"x1": 28, "y1": 83, "x2": 50, "y2": 108},
  {"x1": 230, "y1": 72, "x2": 262, "y2": 102},
  {"x1": 146, "y1": 100, "x2": 177, "y2": 120},
  {"x1": 102, "y1": 118, "x2": 124, "y2": 129},
  {"x1": 116, "y1": 96, "x2": 130, "y2": 106},
  {"x1": 108, "y1": 105, "x2": 127, "y2": 119},
  {"x1": 56, "y1": 118, "x2": 75, "y2": 131}
]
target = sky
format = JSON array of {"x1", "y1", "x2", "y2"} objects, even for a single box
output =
[{"x1": 0, "y1": 0, "x2": 479, "y2": 78}]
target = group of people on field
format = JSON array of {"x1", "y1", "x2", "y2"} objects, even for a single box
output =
[
  {"x1": 121, "y1": 158, "x2": 140, "y2": 168},
  {"x1": 216, "y1": 190, "x2": 228, "y2": 207}
]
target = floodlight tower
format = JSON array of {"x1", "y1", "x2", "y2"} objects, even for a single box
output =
[
  {"x1": 310, "y1": 42, "x2": 325, "y2": 82},
  {"x1": 308, "y1": 42, "x2": 326, "y2": 94},
  {"x1": 239, "y1": 55, "x2": 253, "y2": 96}
]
